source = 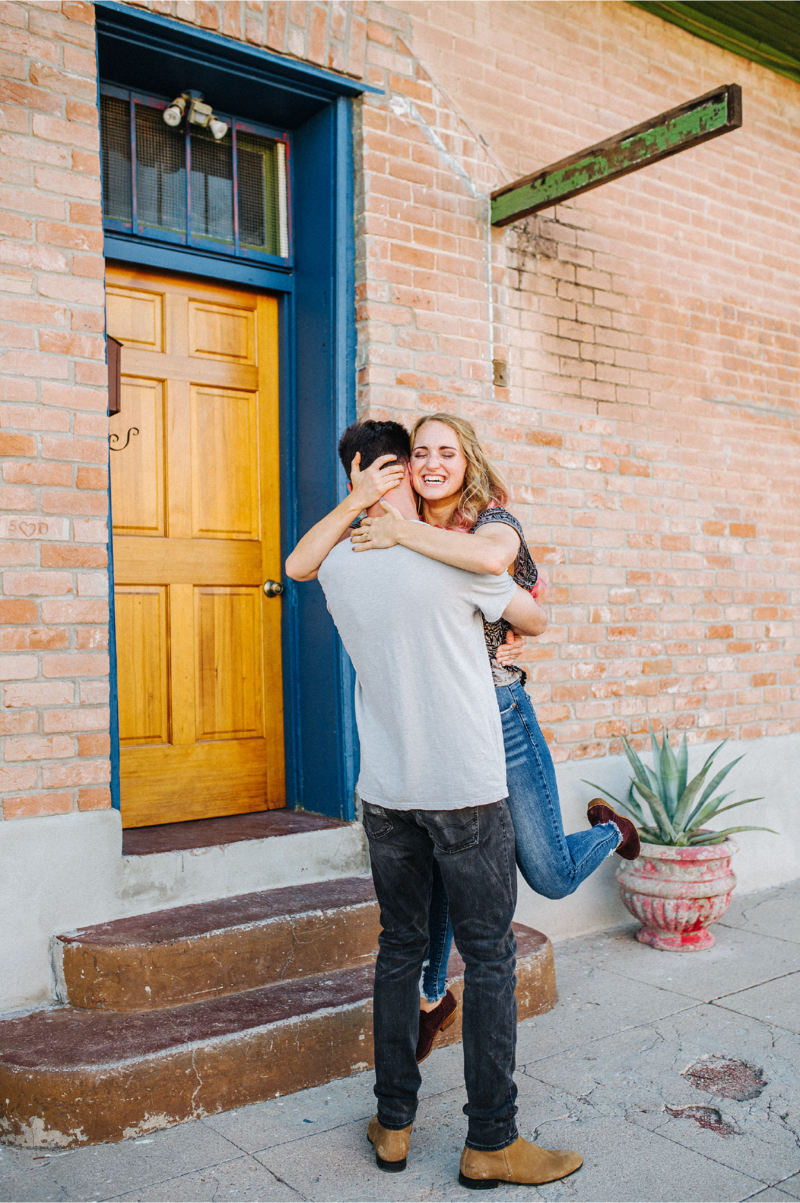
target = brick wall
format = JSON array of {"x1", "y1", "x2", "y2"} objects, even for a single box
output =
[
  {"x1": 354, "y1": 0, "x2": 800, "y2": 763},
  {"x1": 1, "y1": 0, "x2": 798, "y2": 832},
  {"x1": 0, "y1": 1, "x2": 111, "y2": 821},
  {"x1": 0, "y1": 0, "x2": 371, "y2": 829},
  {"x1": 122, "y1": 0, "x2": 368, "y2": 77}
]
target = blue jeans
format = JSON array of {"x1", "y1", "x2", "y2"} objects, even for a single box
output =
[
  {"x1": 364, "y1": 799, "x2": 519, "y2": 1151},
  {"x1": 420, "y1": 678, "x2": 620, "y2": 1003}
]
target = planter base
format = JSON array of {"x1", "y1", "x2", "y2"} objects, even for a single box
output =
[{"x1": 636, "y1": 924, "x2": 716, "y2": 952}]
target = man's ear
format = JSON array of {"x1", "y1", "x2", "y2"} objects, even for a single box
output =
[{"x1": 347, "y1": 481, "x2": 352, "y2": 493}]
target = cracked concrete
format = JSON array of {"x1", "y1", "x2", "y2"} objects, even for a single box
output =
[{"x1": 2, "y1": 878, "x2": 799, "y2": 1202}]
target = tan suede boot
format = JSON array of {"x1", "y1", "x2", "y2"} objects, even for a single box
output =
[
  {"x1": 367, "y1": 1115, "x2": 413, "y2": 1173},
  {"x1": 459, "y1": 1135, "x2": 582, "y2": 1189}
]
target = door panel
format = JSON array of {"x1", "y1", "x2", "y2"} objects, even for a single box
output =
[
  {"x1": 107, "y1": 265, "x2": 284, "y2": 827},
  {"x1": 106, "y1": 286, "x2": 163, "y2": 350},
  {"x1": 189, "y1": 302, "x2": 256, "y2": 363},
  {"x1": 111, "y1": 378, "x2": 166, "y2": 536},
  {"x1": 118, "y1": 740, "x2": 269, "y2": 829},
  {"x1": 190, "y1": 387, "x2": 259, "y2": 540},
  {"x1": 114, "y1": 587, "x2": 169, "y2": 747},
  {"x1": 195, "y1": 587, "x2": 263, "y2": 740}
]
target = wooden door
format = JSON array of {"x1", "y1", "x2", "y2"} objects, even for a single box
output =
[{"x1": 106, "y1": 265, "x2": 284, "y2": 828}]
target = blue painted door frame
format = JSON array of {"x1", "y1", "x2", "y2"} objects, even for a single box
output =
[{"x1": 98, "y1": 3, "x2": 370, "y2": 822}]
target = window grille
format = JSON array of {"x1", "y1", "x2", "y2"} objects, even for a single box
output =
[
  {"x1": 238, "y1": 134, "x2": 288, "y2": 257},
  {"x1": 100, "y1": 94, "x2": 132, "y2": 224},
  {"x1": 136, "y1": 102, "x2": 187, "y2": 237},
  {"x1": 190, "y1": 125, "x2": 233, "y2": 246},
  {"x1": 100, "y1": 86, "x2": 291, "y2": 263}
]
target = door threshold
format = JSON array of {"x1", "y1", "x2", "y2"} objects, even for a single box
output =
[{"x1": 122, "y1": 810, "x2": 346, "y2": 857}]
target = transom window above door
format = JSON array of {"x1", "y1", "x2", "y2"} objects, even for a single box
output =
[{"x1": 100, "y1": 85, "x2": 290, "y2": 264}]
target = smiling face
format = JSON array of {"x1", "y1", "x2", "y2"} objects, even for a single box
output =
[{"x1": 410, "y1": 419, "x2": 469, "y2": 506}]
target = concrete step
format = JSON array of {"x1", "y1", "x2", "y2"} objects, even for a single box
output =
[
  {"x1": 0, "y1": 924, "x2": 556, "y2": 1148},
  {"x1": 55, "y1": 877, "x2": 380, "y2": 1011}
]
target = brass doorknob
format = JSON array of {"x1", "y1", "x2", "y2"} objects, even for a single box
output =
[{"x1": 263, "y1": 579, "x2": 284, "y2": 597}]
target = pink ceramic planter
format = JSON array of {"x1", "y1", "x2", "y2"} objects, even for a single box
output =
[{"x1": 615, "y1": 838, "x2": 738, "y2": 951}]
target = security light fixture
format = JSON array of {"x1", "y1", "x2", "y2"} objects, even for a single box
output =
[
  {"x1": 208, "y1": 117, "x2": 230, "y2": 141},
  {"x1": 162, "y1": 91, "x2": 230, "y2": 141},
  {"x1": 162, "y1": 95, "x2": 185, "y2": 127}
]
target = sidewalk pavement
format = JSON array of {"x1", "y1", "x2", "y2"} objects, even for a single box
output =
[{"x1": 2, "y1": 879, "x2": 800, "y2": 1203}]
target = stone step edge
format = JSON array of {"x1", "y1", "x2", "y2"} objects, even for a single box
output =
[
  {"x1": 0, "y1": 927, "x2": 556, "y2": 1148},
  {"x1": 54, "y1": 876, "x2": 380, "y2": 1012}
]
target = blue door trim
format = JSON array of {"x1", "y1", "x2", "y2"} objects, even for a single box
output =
[
  {"x1": 99, "y1": 4, "x2": 362, "y2": 822},
  {"x1": 93, "y1": 0, "x2": 380, "y2": 101},
  {"x1": 333, "y1": 96, "x2": 360, "y2": 804},
  {"x1": 103, "y1": 235, "x2": 295, "y2": 293}
]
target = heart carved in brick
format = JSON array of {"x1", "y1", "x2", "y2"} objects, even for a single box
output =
[{"x1": 19, "y1": 522, "x2": 36, "y2": 537}]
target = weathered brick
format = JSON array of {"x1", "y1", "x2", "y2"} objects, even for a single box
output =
[
  {"x1": 77, "y1": 786, "x2": 111, "y2": 810},
  {"x1": 5, "y1": 681, "x2": 74, "y2": 707},
  {"x1": 73, "y1": 569, "x2": 105, "y2": 596},
  {"x1": 43, "y1": 706, "x2": 109, "y2": 733},
  {"x1": 0, "y1": 600, "x2": 37, "y2": 624},
  {"x1": 3, "y1": 571, "x2": 73, "y2": 596},
  {"x1": 42, "y1": 652, "x2": 109, "y2": 678},
  {"x1": 0, "y1": 765, "x2": 38, "y2": 792},
  {"x1": 79, "y1": 680, "x2": 109, "y2": 704},
  {"x1": 4, "y1": 735, "x2": 74, "y2": 761},
  {"x1": 42, "y1": 758, "x2": 110, "y2": 787},
  {"x1": 0, "y1": 655, "x2": 38, "y2": 681},
  {"x1": 41, "y1": 489, "x2": 107, "y2": 515},
  {"x1": 0, "y1": 432, "x2": 35, "y2": 456},
  {"x1": 41, "y1": 599, "x2": 106, "y2": 622},
  {"x1": 4, "y1": 462, "x2": 72, "y2": 485},
  {"x1": 0, "y1": 711, "x2": 38, "y2": 736},
  {"x1": 75, "y1": 625, "x2": 107, "y2": 650},
  {"x1": 75, "y1": 466, "x2": 107, "y2": 489},
  {"x1": 77, "y1": 732, "x2": 110, "y2": 756},
  {"x1": 0, "y1": 626, "x2": 68, "y2": 651},
  {"x1": 41, "y1": 545, "x2": 107, "y2": 568},
  {"x1": 4, "y1": 790, "x2": 73, "y2": 818}
]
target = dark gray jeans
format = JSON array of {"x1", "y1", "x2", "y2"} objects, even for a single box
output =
[{"x1": 363, "y1": 799, "x2": 519, "y2": 1152}]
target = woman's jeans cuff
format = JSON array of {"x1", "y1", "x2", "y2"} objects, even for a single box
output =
[
  {"x1": 419, "y1": 974, "x2": 447, "y2": 1004},
  {"x1": 597, "y1": 819, "x2": 622, "y2": 854}
]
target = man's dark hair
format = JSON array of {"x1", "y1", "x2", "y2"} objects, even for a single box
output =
[{"x1": 338, "y1": 419, "x2": 411, "y2": 479}]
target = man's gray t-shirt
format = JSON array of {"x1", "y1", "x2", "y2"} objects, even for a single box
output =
[{"x1": 317, "y1": 540, "x2": 517, "y2": 811}]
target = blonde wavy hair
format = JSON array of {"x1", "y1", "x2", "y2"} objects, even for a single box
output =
[{"x1": 410, "y1": 413, "x2": 509, "y2": 530}]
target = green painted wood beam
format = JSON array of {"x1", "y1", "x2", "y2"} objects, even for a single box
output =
[{"x1": 490, "y1": 83, "x2": 742, "y2": 228}]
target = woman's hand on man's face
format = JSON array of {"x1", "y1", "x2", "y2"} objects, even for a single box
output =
[
  {"x1": 351, "y1": 499, "x2": 404, "y2": 551},
  {"x1": 349, "y1": 452, "x2": 406, "y2": 511}
]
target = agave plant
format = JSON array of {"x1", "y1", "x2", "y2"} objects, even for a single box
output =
[{"x1": 585, "y1": 724, "x2": 775, "y2": 847}]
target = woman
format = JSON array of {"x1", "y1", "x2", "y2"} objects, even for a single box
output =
[{"x1": 349, "y1": 415, "x2": 639, "y2": 1061}]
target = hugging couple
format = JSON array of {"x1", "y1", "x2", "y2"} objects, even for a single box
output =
[{"x1": 285, "y1": 414, "x2": 639, "y2": 1189}]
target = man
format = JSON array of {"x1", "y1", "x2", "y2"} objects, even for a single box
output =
[{"x1": 287, "y1": 420, "x2": 582, "y2": 1189}]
